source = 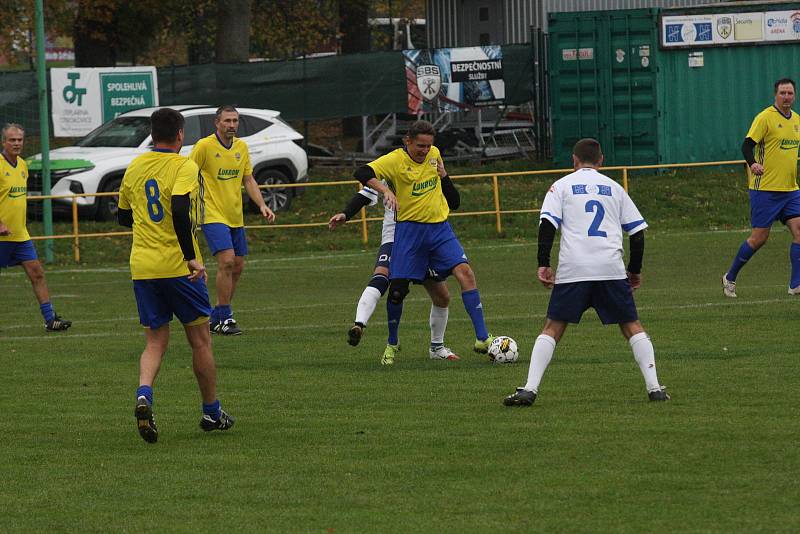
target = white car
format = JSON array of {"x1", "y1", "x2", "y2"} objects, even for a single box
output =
[{"x1": 27, "y1": 105, "x2": 308, "y2": 219}]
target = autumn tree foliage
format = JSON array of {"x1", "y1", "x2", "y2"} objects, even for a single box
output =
[{"x1": 1, "y1": 0, "x2": 424, "y2": 67}]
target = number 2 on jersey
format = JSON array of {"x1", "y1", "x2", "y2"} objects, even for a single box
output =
[
  {"x1": 585, "y1": 200, "x2": 607, "y2": 237},
  {"x1": 145, "y1": 178, "x2": 164, "y2": 222}
]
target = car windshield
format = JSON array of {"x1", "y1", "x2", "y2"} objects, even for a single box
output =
[{"x1": 76, "y1": 116, "x2": 151, "y2": 147}]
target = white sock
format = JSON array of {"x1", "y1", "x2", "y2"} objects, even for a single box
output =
[
  {"x1": 429, "y1": 304, "x2": 448, "y2": 345},
  {"x1": 523, "y1": 334, "x2": 556, "y2": 393},
  {"x1": 629, "y1": 332, "x2": 661, "y2": 392},
  {"x1": 355, "y1": 286, "x2": 382, "y2": 326}
]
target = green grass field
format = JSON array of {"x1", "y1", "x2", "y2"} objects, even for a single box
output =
[{"x1": 2, "y1": 217, "x2": 799, "y2": 530}]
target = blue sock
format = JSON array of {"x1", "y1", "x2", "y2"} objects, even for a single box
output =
[
  {"x1": 210, "y1": 307, "x2": 220, "y2": 324},
  {"x1": 727, "y1": 241, "x2": 756, "y2": 281},
  {"x1": 386, "y1": 300, "x2": 402, "y2": 346},
  {"x1": 462, "y1": 289, "x2": 489, "y2": 341},
  {"x1": 203, "y1": 399, "x2": 221, "y2": 419},
  {"x1": 790, "y1": 243, "x2": 800, "y2": 288},
  {"x1": 137, "y1": 385, "x2": 153, "y2": 406},
  {"x1": 40, "y1": 302, "x2": 55, "y2": 323},
  {"x1": 218, "y1": 305, "x2": 233, "y2": 321}
]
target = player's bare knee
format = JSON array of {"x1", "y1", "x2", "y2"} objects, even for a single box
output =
[
  {"x1": 748, "y1": 230, "x2": 770, "y2": 249},
  {"x1": 23, "y1": 261, "x2": 45, "y2": 283},
  {"x1": 453, "y1": 263, "x2": 476, "y2": 290},
  {"x1": 620, "y1": 321, "x2": 645, "y2": 340},
  {"x1": 218, "y1": 258, "x2": 236, "y2": 273},
  {"x1": 433, "y1": 292, "x2": 450, "y2": 307},
  {"x1": 541, "y1": 319, "x2": 567, "y2": 342},
  {"x1": 388, "y1": 279, "x2": 410, "y2": 304}
]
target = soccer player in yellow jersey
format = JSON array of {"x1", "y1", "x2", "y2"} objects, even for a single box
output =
[
  {"x1": 355, "y1": 120, "x2": 493, "y2": 365},
  {"x1": 0, "y1": 123, "x2": 71, "y2": 332},
  {"x1": 190, "y1": 105, "x2": 275, "y2": 335},
  {"x1": 118, "y1": 108, "x2": 234, "y2": 443},
  {"x1": 723, "y1": 78, "x2": 800, "y2": 297}
]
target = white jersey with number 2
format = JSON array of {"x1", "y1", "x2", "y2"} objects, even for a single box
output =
[{"x1": 539, "y1": 167, "x2": 647, "y2": 284}]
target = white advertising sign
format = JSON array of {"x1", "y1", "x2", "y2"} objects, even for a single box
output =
[
  {"x1": 764, "y1": 10, "x2": 800, "y2": 41},
  {"x1": 662, "y1": 10, "x2": 800, "y2": 48},
  {"x1": 50, "y1": 67, "x2": 159, "y2": 137}
]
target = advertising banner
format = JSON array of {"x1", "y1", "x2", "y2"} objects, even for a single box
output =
[
  {"x1": 662, "y1": 10, "x2": 800, "y2": 48},
  {"x1": 403, "y1": 46, "x2": 504, "y2": 113},
  {"x1": 50, "y1": 67, "x2": 158, "y2": 137}
]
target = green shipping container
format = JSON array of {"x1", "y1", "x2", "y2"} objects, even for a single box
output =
[
  {"x1": 549, "y1": 4, "x2": 800, "y2": 167},
  {"x1": 549, "y1": 9, "x2": 660, "y2": 167}
]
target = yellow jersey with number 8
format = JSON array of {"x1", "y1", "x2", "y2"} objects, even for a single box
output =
[{"x1": 118, "y1": 151, "x2": 203, "y2": 280}]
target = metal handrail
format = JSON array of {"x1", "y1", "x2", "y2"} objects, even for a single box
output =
[{"x1": 24, "y1": 158, "x2": 750, "y2": 263}]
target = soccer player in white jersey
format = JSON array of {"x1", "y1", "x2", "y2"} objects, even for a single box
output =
[
  {"x1": 328, "y1": 182, "x2": 459, "y2": 362},
  {"x1": 504, "y1": 138, "x2": 669, "y2": 407}
]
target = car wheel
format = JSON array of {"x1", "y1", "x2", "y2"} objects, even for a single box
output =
[
  {"x1": 254, "y1": 169, "x2": 292, "y2": 212},
  {"x1": 96, "y1": 176, "x2": 122, "y2": 221}
]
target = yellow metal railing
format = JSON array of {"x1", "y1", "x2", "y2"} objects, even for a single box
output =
[{"x1": 26, "y1": 159, "x2": 749, "y2": 263}]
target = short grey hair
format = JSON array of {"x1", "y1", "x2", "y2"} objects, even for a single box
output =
[
  {"x1": 1, "y1": 123, "x2": 24, "y2": 141},
  {"x1": 215, "y1": 105, "x2": 238, "y2": 119}
]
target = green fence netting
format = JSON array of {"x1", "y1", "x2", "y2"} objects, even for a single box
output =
[{"x1": 3, "y1": 44, "x2": 534, "y2": 134}]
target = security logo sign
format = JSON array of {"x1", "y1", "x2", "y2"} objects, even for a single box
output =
[
  {"x1": 416, "y1": 65, "x2": 441, "y2": 102},
  {"x1": 717, "y1": 16, "x2": 732, "y2": 39}
]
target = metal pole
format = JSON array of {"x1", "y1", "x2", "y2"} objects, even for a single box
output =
[
  {"x1": 35, "y1": 0, "x2": 53, "y2": 262},
  {"x1": 492, "y1": 175, "x2": 502, "y2": 234},
  {"x1": 623, "y1": 167, "x2": 629, "y2": 192},
  {"x1": 72, "y1": 196, "x2": 80, "y2": 263}
]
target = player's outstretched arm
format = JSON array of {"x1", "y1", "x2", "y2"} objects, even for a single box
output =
[
  {"x1": 328, "y1": 213, "x2": 347, "y2": 230},
  {"x1": 354, "y1": 165, "x2": 397, "y2": 212},
  {"x1": 329, "y1": 192, "x2": 371, "y2": 230}
]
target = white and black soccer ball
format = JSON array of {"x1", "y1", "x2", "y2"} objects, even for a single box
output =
[{"x1": 488, "y1": 336, "x2": 519, "y2": 364}]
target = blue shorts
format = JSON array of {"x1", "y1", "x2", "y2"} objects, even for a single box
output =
[
  {"x1": 749, "y1": 189, "x2": 800, "y2": 228},
  {"x1": 133, "y1": 276, "x2": 212, "y2": 329},
  {"x1": 390, "y1": 221, "x2": 467, "y2": 281},
  {"x1": 376, "y1": 241, "x2": 448, "y2": 282},
  {"x1": 202, "y1": 223, "x2": 248, "y2": 256},
  {"x1": 0, "y1": 240, "x2": 38, "y2": 268},
  {"x1": 547, "y1": 279, "x2": 638, "y2": 325}
]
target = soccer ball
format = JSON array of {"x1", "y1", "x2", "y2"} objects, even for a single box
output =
[{"x1": 488, "y1": 336, "x2": 519, "y2": 364}]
